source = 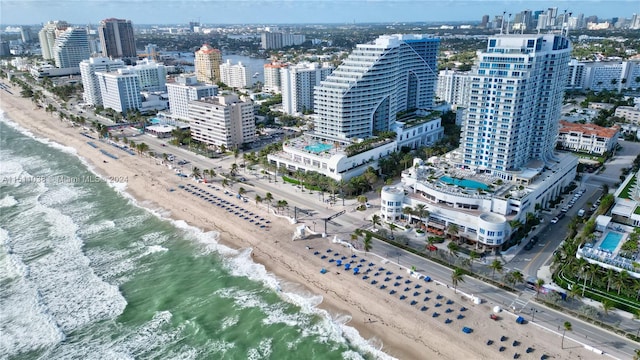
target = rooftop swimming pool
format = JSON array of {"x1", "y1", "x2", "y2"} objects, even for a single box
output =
[
  {"x1": 439, "y1": 176, "x2": 489, "y2": 191},
  {"x1": 304, "y1": 143, "x2": 333, "y2": 153},
  {"x1": 600, "y1": 231, "x2": 623, "y2": 252}
]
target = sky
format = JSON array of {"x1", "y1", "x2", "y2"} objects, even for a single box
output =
[{"x1": 1, "y1": 0, "x2": 638, "y2": 26}]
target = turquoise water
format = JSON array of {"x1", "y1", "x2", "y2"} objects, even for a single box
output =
[
  {"x1": 0, "y1": 113, "x2": 385, "y2": 359},
  {"x1": 439, "y1": 176, "x2": 488, "y2": 190},
  {"x1": 305, "y1": 143, "x2": 333, "y2": 153},
  {"x1": 600, "y1": 232, "x2": 623, "y2": 252},
  {"x1": 150, "y1": 118, "x2": 161, "y2": 124}
]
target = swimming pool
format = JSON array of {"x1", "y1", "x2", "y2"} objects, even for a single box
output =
[
  {"x1": 440, "y1": 176, "x2": 489, "y2": 190},
  {"x1": 600, "y1": 232, "x2": 623, "y2": 252},
  {"x1": 305, "y1": 143, "x2": 333, "y2": 153}
]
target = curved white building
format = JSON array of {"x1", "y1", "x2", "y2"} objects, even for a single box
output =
[{"x1": 381, "y1": 186, "x2": 405, "y2": 221}]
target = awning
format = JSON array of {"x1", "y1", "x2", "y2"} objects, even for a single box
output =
[{"x1": 428, "y1": 222, "x2": 445, "y2": 230}]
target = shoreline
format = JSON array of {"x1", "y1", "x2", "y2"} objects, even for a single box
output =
[{"x1": 1, "y1": 84, "x2": 596, "y2": 360}]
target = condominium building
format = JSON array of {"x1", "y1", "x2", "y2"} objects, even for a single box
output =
[
  {"x1": 576, "y1": 61, "x2": 640, "y2": 92},
  {"x1": 436, "y1": 69, "x2": 470, "y2": 108},
  {"x1": 615, "y1": 106, "x2": 640, "y2": 125},
  {"x1": 313, "y1": 34, "x2": 440, "y2": 142},
  {"x1": 131, "y1": 59, "x2": 166, "y2": 92},
  {"x1": 188, "y1": 94, "x2": 255, "y2": 148},
  {"x1": 557, "y1": 120, "x2": 620, "y2": 155},
  {"x1": 386, "y1": 33, "x2": 578, "y2": 253},
  {"x1": 95, "y1": 68, "x2": 142, "y2": 114},
  {"x1": 566, "y1": 59, "x2": 586, "y2": 89},
  {"x1": 166, "y1": 74, "x2": 218, "y2": 120},
  {"x1": 194, "y1": 44, "x2": 222, "y2": 84},
  {"x1": 80, "y1": 57, "x2": 126, "y2": 106},
  {"x1": 38, "y1": 20, "x2": 69, "y2": 60},
  {"x1": 52, "y1": 27, "x2": 90, "y2": 69},
  {"x1": 261, "y1": 31, "x2": 305, "y2": 50},
  {"x1": 281, "y1": 62, "x2": 334, "y2": 115},
  {"x1": 461, "y1": 34, "x2": 571, "y2": 177},
  {"x1": 98, "y1": 18, "x2": 137, "y2": 63},
  {"x1": 263, "y1": 62, "x2": 288, "y2": 93},
  {"x1": 219, "y1": 60, "x2": 250, "y2": 89}
]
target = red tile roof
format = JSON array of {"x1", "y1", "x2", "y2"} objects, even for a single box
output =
[{"x1": 559, "y1": 120, "x2": 619, "y2": 138}]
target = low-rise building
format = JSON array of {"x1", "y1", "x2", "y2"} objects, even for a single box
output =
[
  {"x1": 556, "y1": 120, "x2": 620, "y2": 155},
  {"x1": 166, "y1": 74, "x2": 218, "y2": 120},
  {"x1": 615, "y1": 106, "x2": 640, "y2": 125}
]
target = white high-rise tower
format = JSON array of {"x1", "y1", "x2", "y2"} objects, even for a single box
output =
[{"x1": 461, "y1": 34, "x2": 571, "y2": 176}]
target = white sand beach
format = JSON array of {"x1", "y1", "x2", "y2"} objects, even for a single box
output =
[{"x1": 0, "y1": 85, "x2": 598, "y2": 360}]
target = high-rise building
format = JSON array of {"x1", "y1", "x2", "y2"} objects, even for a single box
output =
[
  {"x1": 52, "y1": 27, "x2": 90, "y2": 69},
  {"x1": 166, "y1": 74, "x2": 218, "y2": 120},
  {"x1": 631, "y1": 14, "x2": 640, "y2": 30},
  {"x1": 261, "y1": 31, "x2": 305, "y2": 49},
  {"x1": 313, "y1": 34, "x2": 439, "y2": 141},
  {"x1": 281, "y1": 62, "x2": 334, "y2": 115},
  {"x1": 219, "y1": 59, "x2": 250, "y2": 89},
  {"x1": 194, "y1": 44, "x2": 222, "y2": 84},
  {"x1": 188, "y1": 94, "x2": 255, "y2": 148},
  {"x1": 98, "y1": 18, "x2": 137, "y2": 63},
  {"x1": 0, "y1": 42, "x2": 10, "y2": 57},
  {"x1": 461, "y1": 34, "x2": 571, "y2": 175},
  {"x1": 263, "y1": 62, "x2": 288, "y2": 93},
  {"x1": 80, "y1": 56, "x2": 126, "y2": 106},
  {"x1": 38, "y1": 20, "x2": 69, "y2": 60},
  {"x1": 20, "y1": 26, "x2": 32, "y2": 43},
  {"x1": 436, "y1": 69, "x2": 470, "y2": 108},
  {"x1": 131, "y1": 59, "x2": 166, "y2": 92},
  {"x1": 481, "y1": 15, "x2": 490, "y2": 28},
  {"x1": 95, "y1": 68, "x2": 142, "y2": 114},
  {"x1": 144, "y1": 43, "x2": 159, "y2": 61}
]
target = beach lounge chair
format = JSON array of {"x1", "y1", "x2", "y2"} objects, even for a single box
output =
[
  {"x1": 512, "y1": 341, "x2": 519, "y2": 347},
  {"x1": 371, "y1": 280, "x2": 378, "y2": 285},
  {"x1": 404, "y1": 287, "x2": 410, "y2": 292},
  {"x1": 462, "y1": 327, "x2": 473, "y2": 334},
  {"x1": 424, "y1": 289, "x2": 431, "y2": 294},
  {"x1": 404, "y1": 279, "x2": 411, "y2": 284},
  {"x1": 444, "y1": 318, "x2": 452, "y2": 324},
  {"x1": 410, "y1": 300, "x2": 417, "y2": 305},
  {"x1": 436, "y1": 294, "x2": 443, "y2": 300},
  {"x1": 424, "y1": 296, "x2": 430, "y2": 301},
  {"x1": 499, "y1": 346, "x2": 505, "y2": 352},
  {"x1": 328, "y1": 259, "x2": 335, "y2": 263},
  {"x1": 526, "y1": 347, "x2": 533, "y2": 353},
  {"x1": 386, "y1": 271, "x2": 393, "y2": 275},
  {"x1": 500, "y1": 336, "x2": 507, "y2": 342},
  {"x1": 384, "y1": 277, "x2": 391, "y2": 282},
  {"x1": 399, "y1": 295, "x2": 406, "y2": 300},
  {"x1": 445, "y1": 308, "x2": 453, "y2": 313},
  {"x1": 487, "y1": 340, "x2": 493, "y2": 345},
  {"x1": 432, "y1": 312, "x2": 439, "y2": 318},
  {"x1": 446, "y1": 299, "x2": 454, "y2": 305},
  {"x1": 380, "y1": 285, "x2": 387, "y2": 289},
  {"x1": 394, "y1": 282, "x2": 400, "y2": 287},
  {"x1": 457, "y1": 314, "x2": 464, "y2": 319},
  {"x1": 420, "y1": 306, "x2": 428, "y2": 311},
  {"x1": 413, "y1": 292, "x2": 420, "y2": 296},
  {"x1": 435, "y1": 303, "x2": 441, "y2": 307},
  {"x1": 321, "y1": 255, "x2": 327, "y2": 259},
  {"x1": 368, "y1": 263, "x2": 374, "y2": 266},
  {"x1": 363, "y1": 275, "x2": 369, "y2": 280},
  {"x1": 390, "y1": 290, "x2": 396, "y2": 295},
  {"x1": 513, "y1": 353, "x2": 519, "y2": 359},
  {"x1": 395, "y1": 275, "x2": 402, "y2": 280},
  {"x1": 414, "y1": 284, "x2": 422, "y2": 289}
]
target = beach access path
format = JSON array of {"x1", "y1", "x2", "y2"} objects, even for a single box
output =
[{"x1": 1, "y1": 82, "x2": 604, "y2": 360}]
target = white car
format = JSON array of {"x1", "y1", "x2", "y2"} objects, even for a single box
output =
[{"x1": 551, "y1": 217, "x2": 559, "y2": 224}]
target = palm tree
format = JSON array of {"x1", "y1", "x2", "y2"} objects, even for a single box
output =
[
  {"x1": 468, "y1": 251, "x2": 479, "y2": 270},
  {"x1": 601, "y1": 299, "x2": 615, "y2": 316},
  {"x1": 561, "y1": 321, "x2": 572, "y2": 349},
  {"x1": 587, "y1": 264, "x2": 599, "y2": 287},
  {"x1": 363, "y1": 233, "x2": 372, "y2": 255},
  {"x1": 451, "y1": 267, "x2": 465, "y2": 293},
  {"x1": 535, "y1": 278, "x2": 545, "y2": 299},
  {"x1": 447, "y1": 223, "x2": 459, "y2": 242},
  {"x1": 415, "y1": 204, "x2": 429, "y2": 221},
  {"x1": 567, "y1": 284, "x2": 582, "y2": 301},
  {"x1": 387, "y1": 222, "x2": 397, "y2": 240},
  {"x1": 238, "y1": 187, "x2": 246, "y2": 198},
  {"x1": 208, "y1": 169, "x2": 216, "y2": 179},
  {"x1": 230, "y1": 163, "x2": 239, "y2": 177},
  {"x1": 221, "y1": 178, "x2": 229, "y2": 188},
  {"x1": 510, "y1": 270, "x2": 524, "y2": 287},
  {"x1": 191, "y1": 167, "x2": 201, "y2": 179},
  {"x1": 265, "y1": 192, "x2": 273, "y2": 212},
  {"x1": 254, "y1": 194, "x2": 262, "y2": 207},
  {"x1": 615, "y1": 270, "x2": 630, "y2": 295},
  {"x1": 509, "y1": 219, "x2": 522, "y2": 232},
  {"x1": 447, "y1": 242, "x2": 459, "y2": 262},
  {"x1": 605, "y1": 269, "x2": 616, "y2": 292},
  {"x1": 233, "y1": 147, "x2": 239, "y2": 164},
  {"x1": 489, "y1": 259, "x2": 503, "y2": 280},
  {"x1": 371, "y1": 214, "x2": 381, "y2": 230},
  {"x1": 633, "y1": 349, "x2": 640, "y2": 360}
]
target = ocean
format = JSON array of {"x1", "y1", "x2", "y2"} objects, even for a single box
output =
[{"x1": 0, "y1": 111, "x2": 387, "y2": 360}]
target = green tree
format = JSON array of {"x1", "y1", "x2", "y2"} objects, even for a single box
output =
[
  {"x1": 254, "y1": 194, "x2": 262, "y2": 207},
  {"x1": 363, "y1": 233, "x2": 372, "y2": 254},
  {"x1": 535, "y1": 278, "x2": 545, "y2": 299},
  {"x1": 489, "y1": 259, "x2": 503, "y2": 280},
  {"x1": 451, "y1": 267, "x2": 465, "y2": 293},
  {"x1": 561, "y1": 321, "x2": 572, "y2": 349},
  {"x1": 191, "y1": 167, "x2": 201, "y2": 179},
  {"x1": 468, "y1": 251, "x2": 479, "y2": 270},
  {"x1": 601, "y1": 299, "x2": 614, "y2": 315},
  {"x1": 387, "y1": 222, "x2": 397, "y2": 240},
  {"x1": 447, "y1": 241, "x2": 459, "y2": 261},
  {"x1": 265, "y1": 192, "x2": 274, "y2": 212},
  {"x1": 371, "y1": 214, "x2": 381, "y2": 230}
]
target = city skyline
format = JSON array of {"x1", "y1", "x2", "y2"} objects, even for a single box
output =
[{"x1": 1, "y1": 0, "x2": 638, "y2": 26}]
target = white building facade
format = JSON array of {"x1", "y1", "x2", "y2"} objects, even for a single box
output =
[
  {"x1": 313, "y1": 34, "x2": 440, "y2": 142},
  {"x1": 263, "y1": 62, "x2": 287, "y2": 93},
  {"x1": 615, "y1": 106, "x2": 640, "y2": 125},
  {"x1": 461, "y1": 34, "x2": 571, "y2": 177},
  {"x1": 219, "y1": 60, "x2": 250, "y2": 89},
  {"x1": 53, "y1": 27, "x2": 91, "y2": 69},
  {"x1": 131, "y1": 59, "x2": 166, "y2": 92},
  {"x1": 436, "y1": 69, "x2": 470, "y2": 108},
  {"x1": 80, "y1": 57, "x2": 125, "y2": 106},
  {"x1": 166, "y1": 74, "x2": 218, "y2": 120},
  {"x1": 188, "y1": 94, "x2": 255, "y2": 148},
  {"x1": 557, "y1": 120, "x2": 620, "y2": 155},
  {"x1": 281, "y1": 62, "x2": 334, "y2": 115},
  {"x1": 95, "y1": 68, "x2": 142, "y2": 113}
]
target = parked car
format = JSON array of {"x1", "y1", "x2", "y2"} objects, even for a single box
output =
[
  {"x1": 551, "y1": 217, "x2": 559, "y2": 224},
  {"x1": 531, "y1": 236, "x2": 539, "y2": 244},
  {"x1": 524, "y1": 241, "x2": 534, "y2": 250}
]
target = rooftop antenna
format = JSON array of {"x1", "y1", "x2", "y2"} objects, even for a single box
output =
[
  {"x1": 506, "y1": 13, "x2": 512, "y2": 34},
  {"x1": 499, "y1": 11, "x2": 506, "y2": 35}
]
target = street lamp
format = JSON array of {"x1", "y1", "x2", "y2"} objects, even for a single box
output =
[{"x1": 531, "y1": 307, "x2": 538, "y2": 322}]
